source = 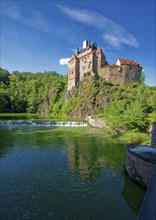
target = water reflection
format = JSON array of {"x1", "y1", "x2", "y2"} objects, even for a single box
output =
[
  {"x1": 0, "y1": 127, "x2": 126, "y2": 179},
  {"x1": 122, "y1": 172, "x2": 145, "y2": 213},
  {"x1": 66, "y1": 135, "x2": 125, "y2": 179}
]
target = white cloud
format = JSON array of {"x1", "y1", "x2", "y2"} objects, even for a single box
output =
[
  {"x1": 2, "y1": 3, "x2": 22, "y2": 20},
  {"x1": 25, "y1": 12, "x2": 51, "y2": 32},
  {"x1": 2, "y1": 3, "x2": 51, "y2": 32},
  {"x1": 59, "y1": 58, "x2": 70, "y2": 65},
  {"x1": 57, "y1": 4, "x2": 139, "y2": 49},
  {"x1": 103, "y1": 34, "x2": 120, "y2": 48}
]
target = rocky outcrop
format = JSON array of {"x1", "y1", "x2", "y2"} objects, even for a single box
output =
[
  {"x1": 65, "y1": 87, "x2": 76, "y2": 103},
  {"x1": 87, "y1": 116, "x2": 106, "y2": 128}
]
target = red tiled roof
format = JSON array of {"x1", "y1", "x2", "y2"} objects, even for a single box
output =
[
  {"x1": 96, "y1": 48, "x2": 102, "y2": 54},
  {"x1": 68, "y1": 55, "x2": 77, "y2": 62},
  {"x1": 118, "y1": 58, "x2": 141, "y2": 66},
  {"x1": 96, "y1": 48, "x2": 106, "y2": 57}
]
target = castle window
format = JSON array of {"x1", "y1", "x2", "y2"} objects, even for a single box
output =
[{"x1": 129, "y1": 66, "x2": 132, "y2": 70}]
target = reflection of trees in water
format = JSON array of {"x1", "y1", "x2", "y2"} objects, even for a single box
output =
[
  {"x1": 67, "y1": 138, "x2": 101, "y2": 179},
  {"x1": 0, "y1": 128, "x2": 17, "y2": 157},
  {"x1": 66, "y1": 135, "x2": 125, "y2": 180},
  {"x1": 0, "y1": 127, "x2": 65, "y2": 157},
  {"x1": 1, "y1": 127, "x2": 125, "y2": 181},
  {"x1": 122, "y1": 173, "x2": 145, "y2": 213}
]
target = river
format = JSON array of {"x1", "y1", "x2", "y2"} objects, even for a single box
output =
[{"x1": 0, "y1": 126, "x2": 145, "y2": 220}]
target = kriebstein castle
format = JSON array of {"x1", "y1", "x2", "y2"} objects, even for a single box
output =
[{"x1": 68, "y1": 38, "x2": 142, "y2": 91}]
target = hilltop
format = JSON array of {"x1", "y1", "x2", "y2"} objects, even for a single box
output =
[{"x1": 0, "y1": 68, "x2": 156, "y2": 135}]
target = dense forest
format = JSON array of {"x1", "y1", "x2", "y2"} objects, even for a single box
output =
[
  {"x1": 0, "y1": 68, "x2": 67, "y2": 114},
  {"x1": 0, "y1": 67, "x2": 156, "y2": 134}
]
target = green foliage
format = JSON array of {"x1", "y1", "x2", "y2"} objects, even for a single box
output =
[
  {"x1": 146, "y1": 111, "x2": 156, "y2": 127},
  {"x1": 0, "y1": 68, "x2": 10, "y2": 86},
  {"x1": 0, "y1": 68, "x2": 155, "y2": 134},
  {"x1": 0, "y1": 86, "x2": 7, "y2": 112},
  {"x1": 119, "y1": 131, "x2": 150, "y2": 145},
  {"x1": 62, "y1": 98, "x2": 77, "y2": 117},
  {"x1": 102, "y1": 83, "x2": 156, "y2": 132},
  {"x1": 0, "y1": 68, "x2": 11, "y2": 112},
  {"x1": 0, "y1": 68, "x2": 67, "y2": 114}
]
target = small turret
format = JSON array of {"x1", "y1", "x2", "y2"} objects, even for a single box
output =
[
  {"x1": 76, "y1": 47, "x2": 79, "y2": 55},
  {"x1": 83, "y1": 37, "x2": 89, "y2": 49}
]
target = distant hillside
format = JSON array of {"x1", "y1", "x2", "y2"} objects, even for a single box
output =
[
  {"x1": 0, "y1": 68, "x2": 67, "y2": 114},
  {"x1": 0, "y1": 68, "x2": 156, "y2": 132}
]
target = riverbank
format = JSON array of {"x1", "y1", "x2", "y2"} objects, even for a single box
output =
[
  {"x1": 0, "y1": 113, "x2": 85, "y2": 122},
  {"x1": 0, "y1": 113, "x2": 151, "y2": 145}
]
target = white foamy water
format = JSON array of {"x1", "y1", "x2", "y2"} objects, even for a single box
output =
[{"x1": 0, "y1": 120, "x2": 88, "y2": 127}]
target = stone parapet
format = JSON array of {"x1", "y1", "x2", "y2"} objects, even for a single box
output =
[
  {"x1": 151, "y1": 122, "x2": 156, "y2": 147},
  {"x1": 126, "y1": 145, "x2": 156, "y2": 188}
]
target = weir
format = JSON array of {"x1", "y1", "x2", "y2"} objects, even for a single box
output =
[{"x1": 0, "y1": 120, "x2": 88, "y2": 127}]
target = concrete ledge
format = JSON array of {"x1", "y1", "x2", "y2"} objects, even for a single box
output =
[{"x1": 138, "y1": 168, "x2": 156, "y2": 220}]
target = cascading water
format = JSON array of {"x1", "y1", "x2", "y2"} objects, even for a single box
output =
[{"x1": 0, "y1": 120, "x2": 88, "y2": 127}]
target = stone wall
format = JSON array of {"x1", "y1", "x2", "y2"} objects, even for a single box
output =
[
  {"x1": 68, "y1": 57, "x2": 79, "y2": 91},
  {"x1": 126, "y1": 146, "x2": 156, "y2": 188},
  {"x1": 100, "y1": 65, "x2": 125, "y2": 85},
  {"x1": 151, "y1": 122, "x2": 156, "y2": 147},
  {"x1": 122, "y1": 65, "x2": 142, "y2": 83},
  {"x1": 79, "y1": 52, "x2": 93, "y2": 81}
]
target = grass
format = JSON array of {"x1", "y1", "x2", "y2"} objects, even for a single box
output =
[
  {"x1": 118, "y1": 131, "x2": 151, "y2": 146},
  {"x1": 0, "y1": 113, "x2": 39, "y2": 120},
  {"x1": 0, "y1": 113, "x2": 37, "y2": 116},
  {"x1": 101, "y1": 126, "x2": 151, "y2": 145},
  {"x1": 0, "y1": 113, "x2": 86, "y2": 122}
]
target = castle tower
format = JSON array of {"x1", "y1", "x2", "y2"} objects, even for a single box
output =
[
  {"x1": 68, "y1": 55, "x2": 79, "y2": 91},
  {"x1": 95, "y1": 48, "x2": 106, "y2": 76}
]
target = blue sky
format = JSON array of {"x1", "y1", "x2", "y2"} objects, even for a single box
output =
[{"x1": 1, "y1": 0, "x2": 155, "y2": 86}]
